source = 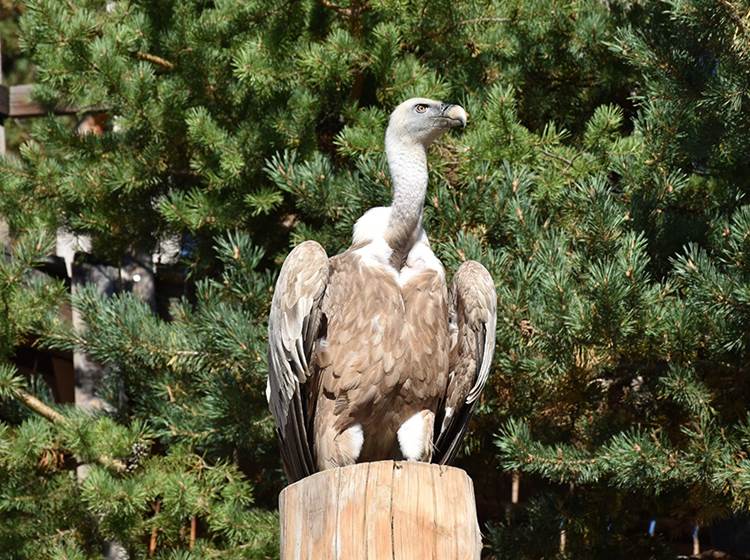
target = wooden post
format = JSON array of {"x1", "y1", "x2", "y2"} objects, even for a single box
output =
[
  {"x1": 278, "y1": 460, "x2": 482, "y2": 560},
  {"x1": 0, "y1": 38, "x2": 9, "y2": 249},
  {"x1": 511, "y1": 471, "x2": 520, "y2": 504},
  {"x1": 0, "y1": 37, "x2": 5, "y2": 155},
  {"x1": 692, "y1": 524, "x2": 700, "y2": 556}
]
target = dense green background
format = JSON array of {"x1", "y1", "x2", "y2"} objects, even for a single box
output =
[{"x1": 3, "y1": 0, "x2": 750, "y2": 558}]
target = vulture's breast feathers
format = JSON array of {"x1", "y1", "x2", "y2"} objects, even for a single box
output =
[
  {"x1": 350, "y1": 206, "x2": 445, "y2": 286},
  {"x1": 312, "y1": 206, "x2": 451, "y2": 461}
]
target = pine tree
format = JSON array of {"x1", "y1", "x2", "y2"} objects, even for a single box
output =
[
  {"x1": 4, "y1": 0, "x2": 750, "y2": 558},
  {"x1": 491, "y1": 1, "x2": 750, "y2": 557}
]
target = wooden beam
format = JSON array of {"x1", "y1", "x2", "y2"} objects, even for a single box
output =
[
  {"x1": 8, "y1": 84, "x2": 80, "y2": 118},
  {"x1": 0, "y1": 83, "x2": 101, "y2": 119}
]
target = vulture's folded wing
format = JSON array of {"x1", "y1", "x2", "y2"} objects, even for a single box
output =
[
  {"x1": 267, "y1": 240, "x2": 329, "y2": 481},
  {"x1": 434, "y1": 260, "x2": 497, "y2": 465}
]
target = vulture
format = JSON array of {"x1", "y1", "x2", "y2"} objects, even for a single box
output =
[{"x1": 267, "y1": 98, "x2": 497, "y2": 482}]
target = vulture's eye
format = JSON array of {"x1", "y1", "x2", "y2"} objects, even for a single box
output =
[{"x1": 415, "y1": 104, "x2": 428, "y2": 113}]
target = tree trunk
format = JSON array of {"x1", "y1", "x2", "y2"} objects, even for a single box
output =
[
  {"x1": 0, "y1": 38, "x2": 7, "y2": 249},
  {"x1": 278, "y1": 460, "x2": 482, "y2": 560}
]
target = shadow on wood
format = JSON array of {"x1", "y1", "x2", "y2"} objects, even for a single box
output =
[{"x1": 279, "y1": 460, "x2": 482, "y2": 559}]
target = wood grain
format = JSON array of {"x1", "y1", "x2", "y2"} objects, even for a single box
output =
[
  {"x1": 279, "y1": 461, "x2": 481, "y2": 560},
  {"x1": 364, "y1": 461, "x2": 395, "y2": 559}
]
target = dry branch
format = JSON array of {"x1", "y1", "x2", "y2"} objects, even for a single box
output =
[
  {"x1": 13, "y1": 386, "x2": 127, "y2": 473},
  {"x1": 135, "y1": 51, "x2": 174, "y2": 70}
]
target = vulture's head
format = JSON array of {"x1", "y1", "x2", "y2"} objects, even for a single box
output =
[{"x1": 386, "y1": 97, "x2": 467, "y2": 147}]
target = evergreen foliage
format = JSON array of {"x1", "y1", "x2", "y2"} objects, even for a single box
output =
[
  {"x1": 2, "y1": 0, "x2": 750, "y2": 557},
  {"x1": 1, "y1": 1, "x2": 33, "y2": 150}
]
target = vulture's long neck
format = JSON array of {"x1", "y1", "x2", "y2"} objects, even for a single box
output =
[{"x1": 384, "y1": 131, "x2": 428, "y2": 267}]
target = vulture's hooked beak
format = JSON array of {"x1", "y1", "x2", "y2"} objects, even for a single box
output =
[{"x1": 439, "y1": 103, "x2": 468, "y2": 128}]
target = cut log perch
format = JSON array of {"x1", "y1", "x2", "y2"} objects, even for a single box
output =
[{"x1": 278, "y1": 460, "x2": 482, "y2": 560}]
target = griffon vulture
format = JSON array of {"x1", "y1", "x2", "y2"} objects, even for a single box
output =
[{"x1": 267, "y1": 98, "x2": 497, "y2": 482}]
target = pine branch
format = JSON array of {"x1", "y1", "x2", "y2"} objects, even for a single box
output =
[
  {"x1": 15, "y1": 386, "x2": 64, "y2": 423},
  {"x1": 319, "y1": 0, "x2": 351, "y2": 17},
  {"x1": 540, "y1": 148, "x2": 578, "y2": 168},
  {"x1": 149, "y1": 500, "x2": 160, "y2": 556},
  {"x1": 718, "y1": 0, "x2": 750, "y2": 33},
  {"x1": 135, "y1": 51, "x2": 174, "y2": 70},
  {"x1": 97, "y1": 454, "x2": 128, "y2": 473},
  {"x1": 9, "y1": 386, "x2": 127, "y2": 473},
  {"x1": 458, "y1": 16, "x2": 510, "y2": 26}
]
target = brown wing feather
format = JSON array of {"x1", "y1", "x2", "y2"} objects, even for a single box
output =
[
  {"x1": 434, "y1": 260, "x2": 497, "y2": 464},
  {"x1": 267, "y1": 240, "x2": 329, "y2": 481}
]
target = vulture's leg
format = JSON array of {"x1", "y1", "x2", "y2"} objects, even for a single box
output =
[{"x1": 397, "y1": 410, "x2": 435, "y2": 462}]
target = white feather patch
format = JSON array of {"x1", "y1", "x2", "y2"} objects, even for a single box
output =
[
  {"x1": 398, "y1": 411, "x2": 427, "y2": 461},
  {"x1": 344, "y1": 423, "x2": 364, "y2": 461},
  {"x1": 352, "y1": 207, "x2": 391, "y2": 245},
  {"x1": 398, "y1": 241, "x2": 446, "y2": 287},
  {"x1": 352, "y1": 206, "x2": 445, "y2": 290},
  {"x1": 354, "y1": 237, "x2": 393, "y2": 271}
]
